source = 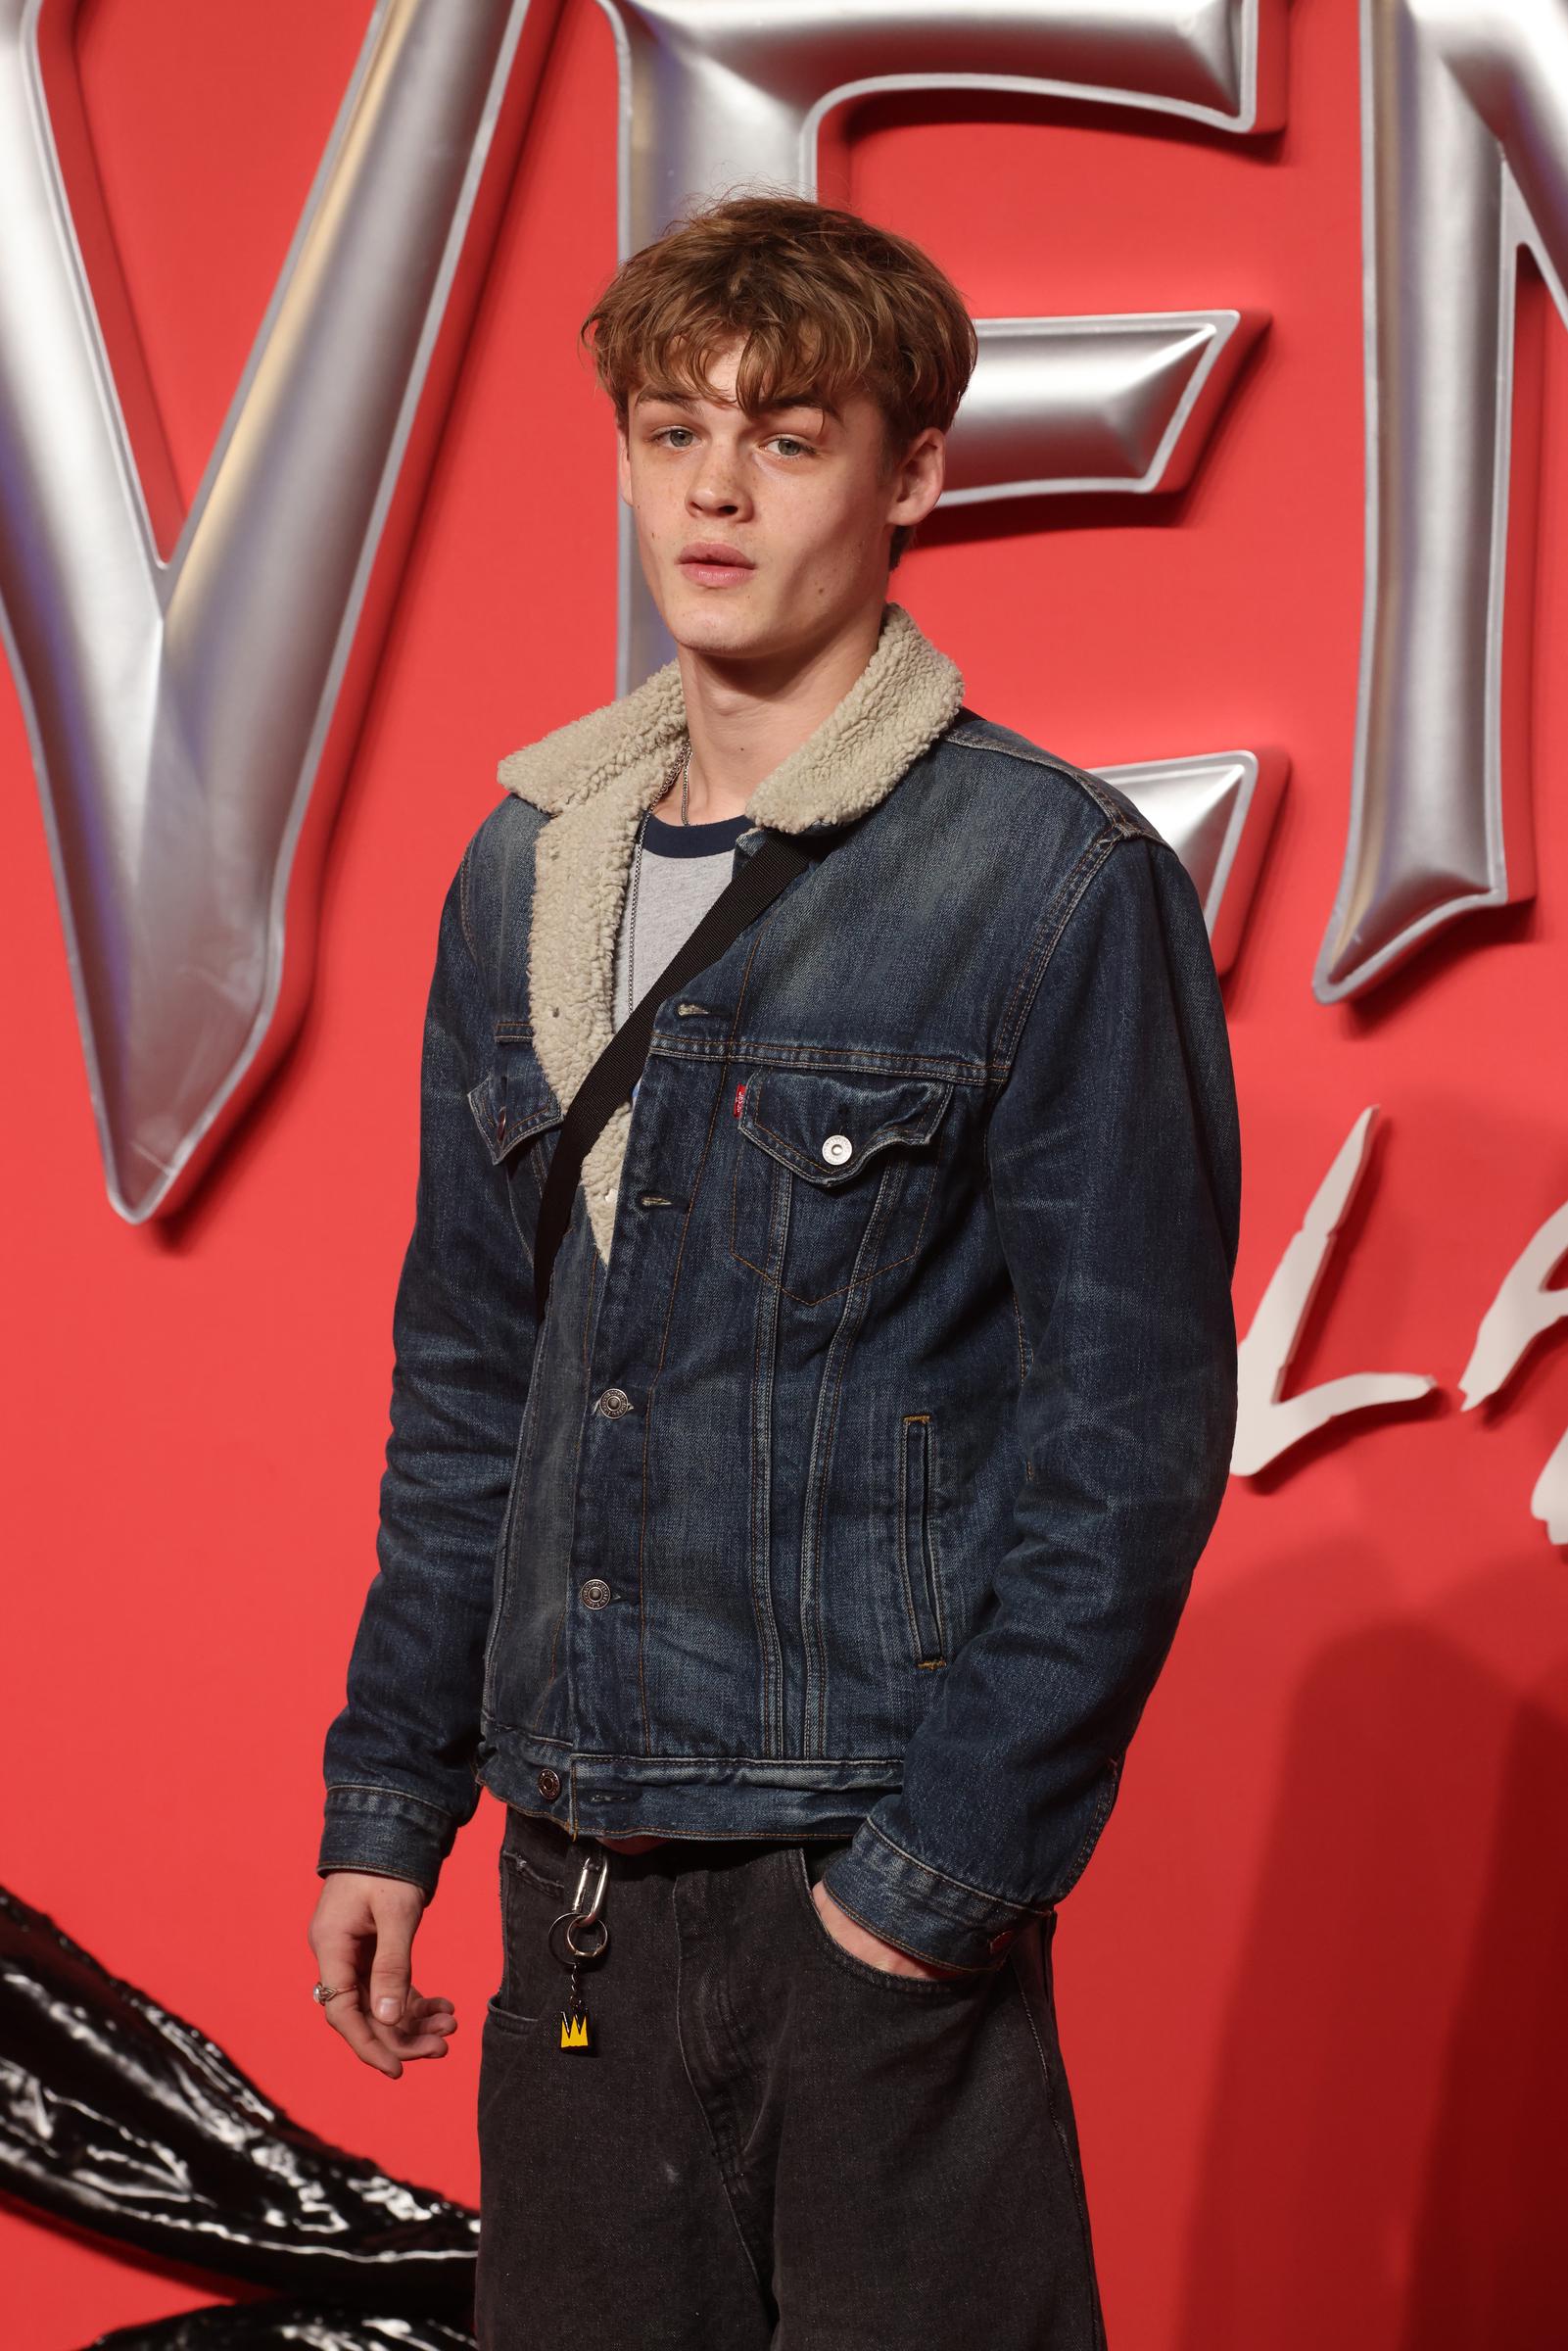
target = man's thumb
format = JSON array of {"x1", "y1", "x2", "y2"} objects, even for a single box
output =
[{"x1": 369, "y1": 1927, "x2": 413, "y2": 2022}]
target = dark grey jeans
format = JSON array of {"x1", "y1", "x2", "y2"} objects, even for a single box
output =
[{"x1": 474, "y1": 1803, "x2": 1108, "y2": 2351}]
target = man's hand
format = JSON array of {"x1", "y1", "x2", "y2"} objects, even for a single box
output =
[
  {"x1": 595, "y1": 1836, "x2": 969, "y2": 1978},
  {"x1": 309, "y1": 1871, "x2": 457, "y2": 2077},
  {"x1": 811, "y1": 1879, "x2": 969, "y2": 1980}
]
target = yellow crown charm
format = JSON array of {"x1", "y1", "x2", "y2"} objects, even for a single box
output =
[{"x1": 551, "y1": 1849, "x2": 609, "y2": 2053}]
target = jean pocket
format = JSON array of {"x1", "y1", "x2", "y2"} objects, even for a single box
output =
[
  {"x1": 785, "y1": 1844, "x2": 983, "y2": 1997},
  {"x1": 490, "y1": 1810, "x2": 576, "y2": 2030},
  {"x1": 803, "y1": 1837, "x2": 853, "y2": 1888},
  {"x1": 500, "y1": 1803, "x2": 575, "y2": 1891}
]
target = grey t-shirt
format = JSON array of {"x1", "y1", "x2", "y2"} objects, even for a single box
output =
[{"x1": 612, "y1": 807, "x2": 750, "y2": 1106}]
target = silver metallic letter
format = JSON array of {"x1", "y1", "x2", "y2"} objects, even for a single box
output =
[
  {"x1": 1457, "y1": 1201, "x2": 1568, "y2": 1545},
  {"x1": 0, "y1": 0, "x2": 555, "y2": 1220},
  {"x1": 1314, "y1": 0, "x2": 1568, "y2": 1000},
  {"x1": 1232, "y1": 1108, "x2": 1438, "y2": 1475}
]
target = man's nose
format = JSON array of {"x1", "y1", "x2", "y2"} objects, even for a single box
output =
[{"x1": 689, "y1": 449, "x2": 746, "y2": 510}]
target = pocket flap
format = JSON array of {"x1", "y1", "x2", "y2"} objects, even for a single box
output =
[
  {"x1": 467, "y1": 1037, "x2": 562, "y2": 1167},
  {"x1": 736, "y1": 1067, "x2": 954, "y2": 1187}
]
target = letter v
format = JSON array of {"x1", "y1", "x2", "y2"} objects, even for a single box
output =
[{"x1": 0, "y1": 0, "x2": 558, "y2": 1218}]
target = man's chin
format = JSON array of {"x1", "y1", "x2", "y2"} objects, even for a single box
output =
[{"x1": 664, "y1": 600, "x2": 776, "y2": 658}]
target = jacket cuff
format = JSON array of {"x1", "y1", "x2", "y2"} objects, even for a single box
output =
[
  {"x1": 316, "y1": 1785, "x2": 460, "y2": 1899},
  {"x1": 819, "y1": 1821, "x2": 1047, "y2": 1974}
]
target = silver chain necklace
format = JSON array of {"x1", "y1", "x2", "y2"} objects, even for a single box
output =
[{"x1": 626, "y1": 737, "x2": 692, "y2": 1010}]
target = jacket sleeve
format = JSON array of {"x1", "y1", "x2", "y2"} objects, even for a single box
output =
[
  {"x1": 315, "y1": 832, "x2": 538, "y2": 1898},
  {"x1": 820, "y1": 827, "x2": 1242, "y2": 1972}
]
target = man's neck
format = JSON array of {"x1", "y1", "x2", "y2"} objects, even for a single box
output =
[{"x1": 653, "y1": 599, "x2": 886, "y2": 825}]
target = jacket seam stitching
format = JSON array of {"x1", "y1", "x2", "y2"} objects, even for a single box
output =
[
  {"x1": 943, "y1": 729, "x2": 1158, "y2": 836},
  {"x1": 477, "y1": 1730, "x2": 906, "y2": 1762},
  {"x1": 456, "y1": 833, "x2": 482, "y2": 969},
  {"x1": 992, "y1": 827, "x2": 1122, "y2": 1072},
  {"x1": 324, "y1": 1782, "x2": 459, "y2": 1823}
]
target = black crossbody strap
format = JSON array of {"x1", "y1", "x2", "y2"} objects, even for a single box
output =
[{"x1": 514, "y1": 827, "x2": 827, "y2": 1324}]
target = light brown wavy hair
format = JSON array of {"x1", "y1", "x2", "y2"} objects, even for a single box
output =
[{"x1": 579, "y1": 190, "x2": 977, "y2": 571}]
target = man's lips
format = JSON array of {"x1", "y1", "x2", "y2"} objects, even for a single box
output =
[
  {"x1": 679, "y1": 554, "x2": 756, "y2": 586},
  {"x1": 679, "y1": 543, "x2": 755, "y2": 575}
]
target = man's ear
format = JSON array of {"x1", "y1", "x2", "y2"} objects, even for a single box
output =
[
  {"x1": 889, "y1": 425, "x2": 945, "y2": 532},
  {"x1": 615, "y1": 420, "x2": 632, "y2": 507}
]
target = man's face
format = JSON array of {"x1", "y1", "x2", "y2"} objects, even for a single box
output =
[{"x1": 616, "y1": 334, "x2": 942, "y2": 662}]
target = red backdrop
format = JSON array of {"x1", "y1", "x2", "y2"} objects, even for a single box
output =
[{"x1": 4, "y1": 2, "x2": 1566, "y2": 2344}]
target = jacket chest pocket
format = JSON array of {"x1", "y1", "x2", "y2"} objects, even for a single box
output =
[
  {"x1": 728, "y1": 1065, "x2": 955, "y2": 1307},
  {"x1": 467, "y1": 1032, "x2": 564, "y2": 1256}
]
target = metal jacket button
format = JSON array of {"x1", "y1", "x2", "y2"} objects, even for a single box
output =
[
  {"x1": 821, "y1": 1133, "x2": 853, "y2": 1166},
  {"x1": 537, "y1": 1767, "x2": 561, "y2": 1799},
  {"x1": 594, "y1": 1386, "x2": 633, "y2": 1416},
  {"x1": 580, "y1": 1578, "x2": 611, "y2": 1607}
]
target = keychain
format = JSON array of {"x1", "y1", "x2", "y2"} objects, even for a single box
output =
[{"x1": 547, "y1": 1847, "x2": 609, "y2": 2049}]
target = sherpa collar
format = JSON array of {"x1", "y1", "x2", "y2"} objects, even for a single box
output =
[{"x1": 496, "y1": 598, "x2": 965, "y2": 1269}]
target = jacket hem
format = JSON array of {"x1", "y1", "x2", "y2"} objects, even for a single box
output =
[{"x1": 474, "y1": 1724, "x2": 904, "y2": 1841}]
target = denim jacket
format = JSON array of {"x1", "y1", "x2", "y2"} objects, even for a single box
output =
[{"x1": 317, "y1": 601, "x2": 1241, "y2": 1973}]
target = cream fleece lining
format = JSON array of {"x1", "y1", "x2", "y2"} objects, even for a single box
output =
[{"x1": 496, "y1": 599, "x2": 965, "y2": 1268}]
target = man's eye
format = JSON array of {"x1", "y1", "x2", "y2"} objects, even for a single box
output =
[{"x1": 648, "y1": 427, "x2": 816, "y2": 456}]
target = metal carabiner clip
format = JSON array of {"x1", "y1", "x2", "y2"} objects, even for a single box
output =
[
  {"x1": 567, "y1": 1847, "x2": 609, "y2": 1927},
  {"x1": 546, "y1": 1847, "x2": 610, "y2": 1969},
  {"x1": 548, "y1": 1847, "x2": 611, "y2": 2048}
]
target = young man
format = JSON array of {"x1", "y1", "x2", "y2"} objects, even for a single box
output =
[{"x1": 309, "y1": 193, "x2": 1240, "y2": 2349}]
